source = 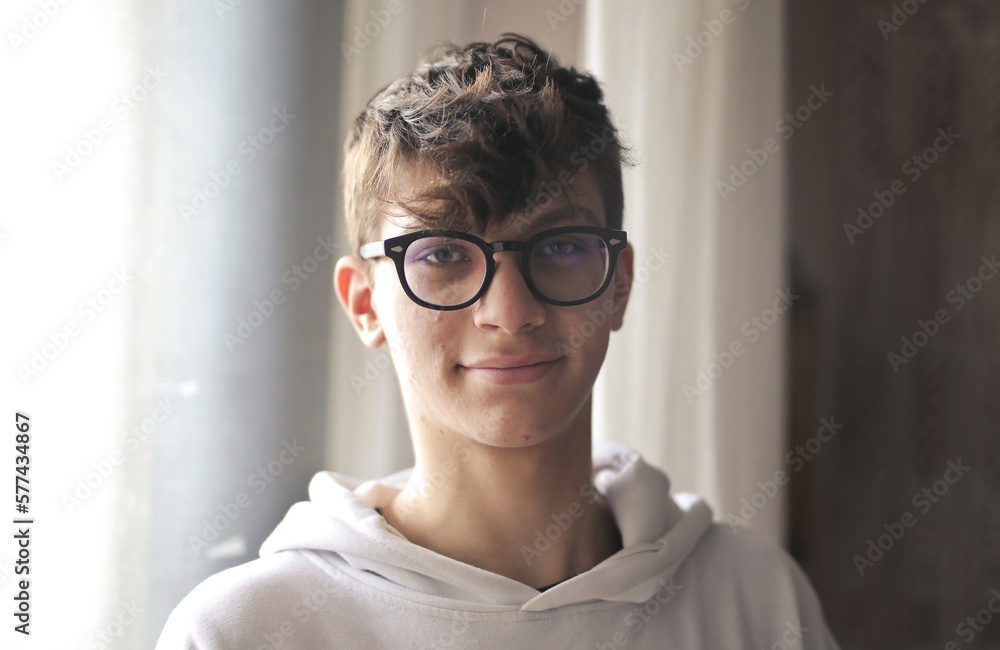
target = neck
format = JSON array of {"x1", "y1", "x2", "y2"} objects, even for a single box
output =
[{"x1": 381, "y1": 402, "x2": 622, "y2": 589}]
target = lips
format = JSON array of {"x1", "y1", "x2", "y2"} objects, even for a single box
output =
[
  {"x1": 462, "y1": 352, "x2": 561, "y2": 369},
  {"x1": 460, "y1": 352, "x2": 563, "y2": 385}
]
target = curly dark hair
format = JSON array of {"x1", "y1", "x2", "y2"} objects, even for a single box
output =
[{"x1": 342, "y1": 33, "x2": 628, "y2": 255}]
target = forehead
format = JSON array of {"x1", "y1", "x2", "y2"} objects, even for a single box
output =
[{"x1": 378, "y1": 167, "x2": 608, "y2": 239}]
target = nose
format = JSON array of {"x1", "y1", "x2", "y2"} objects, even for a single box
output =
[{"x1": 472, "y1": 253, "x2": 546, "y2": 334}]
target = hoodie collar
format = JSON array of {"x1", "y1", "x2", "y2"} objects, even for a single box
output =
[{"x1": 260, "y1": 441, "x2": 713, "y2": 610}]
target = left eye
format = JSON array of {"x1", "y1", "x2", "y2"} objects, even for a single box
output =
[
  {"x1": 425, "y1": 247, "x2": 462, "y2": 264},
  {"x1": 410, "y1": 242, "x2": 472, "y2": 265},
  {"x1": 538, "y1": 239, "x2": 585, "y2": 256}
]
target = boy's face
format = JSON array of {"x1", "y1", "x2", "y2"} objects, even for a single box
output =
[{"x1": 337, "y1": 168, "x2": 633, "y2": 449}]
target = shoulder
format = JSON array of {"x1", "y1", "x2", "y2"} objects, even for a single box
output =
[
  {"x1": 156, "y1": 551, "x2": 337, "y2": 649},
  {"x1": 687, "y1": 523, "x2": 820, "y2": 600},
  {"x1": 697, "y1": 523, "x2": 802, "y2": 571},
  {"x1": 674, "y1": 523, "x2": 841, "y2": 648}
]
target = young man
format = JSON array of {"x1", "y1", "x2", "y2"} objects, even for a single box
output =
[{"x1": 158, "y1": 35, "x2": 840, "y2": 649}]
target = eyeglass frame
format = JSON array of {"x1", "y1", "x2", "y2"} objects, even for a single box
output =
[{"x1": 358, "y1": 225, "x2": 628, "y2": 311}]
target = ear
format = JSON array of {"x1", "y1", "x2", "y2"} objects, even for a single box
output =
[
  {"x1": 334, "y1": 255, "x2": 386, "y2": 349},
  {"x1": 610, "y1": 243, "x2": 633, "y2": 332}
]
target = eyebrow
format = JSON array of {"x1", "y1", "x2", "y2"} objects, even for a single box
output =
[
  {"x1": 393, "y1": 206, "x2": 603, "y2": 238},
  {"x1": 521, "y1": 206, "x2": 602, "y2": 231}
]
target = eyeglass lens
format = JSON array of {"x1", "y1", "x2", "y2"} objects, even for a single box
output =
[{"x1": 402, "y1": 232, "x2": 610, "y2": 307}]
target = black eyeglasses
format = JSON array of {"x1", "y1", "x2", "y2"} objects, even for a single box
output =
[{"x1": 359, "y1": 226, "x2": 628, "y2": 311}]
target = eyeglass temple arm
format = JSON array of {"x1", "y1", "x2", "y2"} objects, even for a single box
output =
[{"x1": 359, "y1": 241, "x2": 385, "y2": 260}]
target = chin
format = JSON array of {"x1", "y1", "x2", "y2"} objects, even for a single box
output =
[{"x1": 469, "y1": 410, "x2": 583, "y2": 450}]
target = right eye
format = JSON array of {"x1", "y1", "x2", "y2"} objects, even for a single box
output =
[
  {"x1": 411, "y1": 241, "x2": 470, "y2": 265},
  {"x1": 425, "y1": 247, "x2": 460, "y2": 264}
]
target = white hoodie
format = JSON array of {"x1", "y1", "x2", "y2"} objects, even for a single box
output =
[{"x1": 157, "y1": 442, "x2": 840, "y2": 649}]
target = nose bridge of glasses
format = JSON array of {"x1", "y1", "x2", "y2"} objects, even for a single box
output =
[
  {"x1": 482, "y1": 240, "x2": 535, "y2": 298},
  {"x1": 485, "y1": 240, "x2": 531, "y2": 277},
  {"x1": 487, "y1": 240, "x2": 529, "y2": 255}
]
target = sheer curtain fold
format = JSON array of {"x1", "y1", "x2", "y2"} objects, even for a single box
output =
[
  {"x1": 131, "y1": 2, "x2": 346, "y2": 644},
  {"x1": 587, "y1": 0, "x2": 788, "y2": 542}
]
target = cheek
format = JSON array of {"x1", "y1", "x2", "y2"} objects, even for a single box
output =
[
  {"x1": 382, "y1": 302, "x2": 455, "y2": 382},
  {"x1": 558, "y1": 308, "x2": 613, "y2": 357}
]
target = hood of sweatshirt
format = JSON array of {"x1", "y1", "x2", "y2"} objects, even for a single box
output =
[{"x1": 259, "y1": 441, "x2": 713, "y2": 612}]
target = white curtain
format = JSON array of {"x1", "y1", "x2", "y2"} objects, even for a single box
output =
[
  {"x1": 6, "y1": 1, "x2": 346, "y2": 647},
  {"x1": 3, "y1": 2, "x2": 135, "y2": 645},
  {"x1": 586, "y1": 0, "x2": 788, "y2": 542}
]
